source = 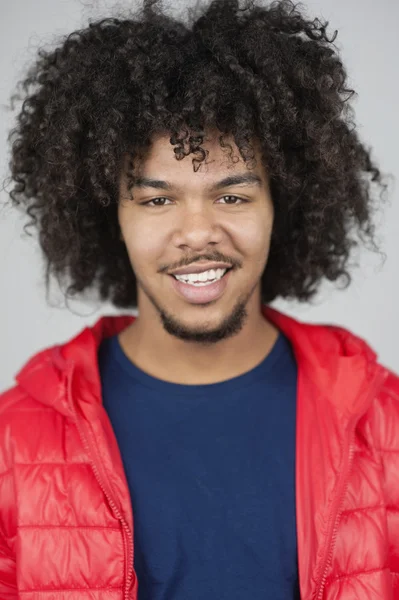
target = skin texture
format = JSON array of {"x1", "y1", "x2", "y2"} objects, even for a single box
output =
[{"x1": 118, "y1": 130, "x2": 279, "y2": 384}]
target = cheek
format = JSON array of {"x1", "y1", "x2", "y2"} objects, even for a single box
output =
[
  {"x1": 121, "y1": 218, "x2": 169, "y2": 268},
  {"x1": 229, "y1": 212, "x2": 273, "y2": 258}
]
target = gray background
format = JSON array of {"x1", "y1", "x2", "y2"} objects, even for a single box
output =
[{"x1": 0, "y1": 0, "x2": 397, "y2": 392}]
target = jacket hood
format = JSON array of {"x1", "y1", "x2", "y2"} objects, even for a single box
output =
[{"x1": 15, "y1": 304, "x2": 381, "y2": 420}]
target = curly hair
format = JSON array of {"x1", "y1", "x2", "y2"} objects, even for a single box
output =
[{"x1": 2, "y1": 0, "x2": 390, "y2": 308}]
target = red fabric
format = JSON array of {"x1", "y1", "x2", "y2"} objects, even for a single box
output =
[{"x1": 0, "y1": 305, "x2": 399, "y2": 599}]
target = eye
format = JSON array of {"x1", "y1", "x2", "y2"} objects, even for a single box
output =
[
  {"x1": 140, "y1": 195, "x2": 248, "y2": 207},
  {"x1": 217, "y1": 195, "x2": 247, "y2": 205},
  {"x1": 140, "y1": 197, "x2": 172, "y2": 207}
]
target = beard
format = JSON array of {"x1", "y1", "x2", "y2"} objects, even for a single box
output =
[{"x1": 137, "y1": 276, "x2": 259, "y2": 345}]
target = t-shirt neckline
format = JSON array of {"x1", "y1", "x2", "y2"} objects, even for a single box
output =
[{"x1": 106, "y1": 331, "x2": 286, "y2": 395}]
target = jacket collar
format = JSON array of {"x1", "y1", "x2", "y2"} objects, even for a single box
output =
[
  {"x1": 15, "y1": 305, "x2": 380, "y2": 418},
  {"x1": 14, "y1": 305, "x2": 387, "y2": 600}
]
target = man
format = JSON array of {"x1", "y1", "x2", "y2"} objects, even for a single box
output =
[{"x1": 1, "y1": 0, "x2": 397, "y2": 599}]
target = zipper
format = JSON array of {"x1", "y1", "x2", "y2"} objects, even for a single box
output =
[
  {"x1": 66, "y1": 362, "x2": 135, "y2": 600},
  {"x1": 314, "y1": 367, "x2": 388, "y2": 600},
  {"x1": 315, "y1": 425, "x2": 355, "y2": 599}
]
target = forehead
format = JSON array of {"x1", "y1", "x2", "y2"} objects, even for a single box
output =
[{"x1": 131, "y1": 131, "x2": 266, "y2": 183}]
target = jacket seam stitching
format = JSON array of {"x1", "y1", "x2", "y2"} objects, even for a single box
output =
[
  {"x1": 14, "y1": 462, "x2": 92, "y2": 466},
  {"x1": 341, "y1": 504, "x2": 385, "y2": 516},
  {"x1": 326, "y1": 566, "x2": 391, "y2": 586},
  {"x1": 19, "y1": 525, "x2": 121, "y2": 530},
  {"x1": 0, "y1": 462, "x2": 92, "y2": 478},
  {"x1": 19, "y1": 585, "x2": 124, "y2": 593}
]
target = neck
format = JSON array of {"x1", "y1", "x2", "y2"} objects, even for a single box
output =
[{"x1": 118, "y1": 305, "x2": 279, "y2": 385}]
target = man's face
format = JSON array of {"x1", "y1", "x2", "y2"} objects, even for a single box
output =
[{"x1": 118, "y1": 130, "x2": 274, "y2": 344}]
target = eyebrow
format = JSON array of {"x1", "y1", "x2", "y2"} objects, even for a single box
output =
[{"x1": 132, "y1": 173, "x2": 263, "y2": 192}]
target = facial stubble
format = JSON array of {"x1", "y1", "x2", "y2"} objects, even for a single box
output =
[{"x1": 136, "y1": 275, "x2": 260, "y2": 345}]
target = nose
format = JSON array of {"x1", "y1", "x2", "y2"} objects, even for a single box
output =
[{"x1": 172, "y1": 205, "x2": 223, "y2": 250}]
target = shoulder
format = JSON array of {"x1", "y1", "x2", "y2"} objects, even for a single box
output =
[
  {"x1": 0, "y1": 382, "x2": 43, "y2": 430},
  {"x1": 0, "y1": 346, "x2": 55, "y2": 420},
  {"x1": 0, "y1": 383, "x2": 28, "y2": 414},
  {"x1": 0, "y1": 384, "x2": 53, "y2": 473},
  {"x1": 356, "y1": 365, "x2": 399, "y2": 494},
  {"x1": 357, "y1": 367, "x2": 399, "y2": 512},
  {"x1": 364, "y1": 366, "x2": 399, "y2": 451},
  {"x1": 0, "y1": 352, "x2": 68, "y2": 479}
]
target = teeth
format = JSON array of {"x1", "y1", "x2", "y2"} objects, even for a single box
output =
[
  {"x1": 198, "y1": 271, "x2": 207, "y2": 282},
  {"x1": 174, "y1": 268, "x2": 227, "y2": 285}
]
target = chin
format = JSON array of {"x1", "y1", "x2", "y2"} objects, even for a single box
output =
[{"x1": 158, "y1": 298, "x2": 249, "y2": 344}]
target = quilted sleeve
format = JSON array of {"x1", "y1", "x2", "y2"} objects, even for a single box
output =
[
  {"x1": 368, "y1": 367, "x2": 399, "y2": 590},
  {"x1": 0, "y1": 388, "x2": 18, "y2": 597}
]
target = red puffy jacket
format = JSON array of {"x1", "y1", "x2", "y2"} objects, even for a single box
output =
[{"x1": 1, "y1": 305, "x2": 399, "y2": 600}]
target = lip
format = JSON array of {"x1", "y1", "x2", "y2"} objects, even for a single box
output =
[{"x1": 169, "y1": 269, "x2": 232, "y2": 304}]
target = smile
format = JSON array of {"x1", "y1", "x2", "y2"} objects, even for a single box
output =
[
  {"x1": 169, "y1": 268, "x2": 232, "y2": 304},
  {"x1": 172, "y1": 268, "x2": 229, "y2": 286}
]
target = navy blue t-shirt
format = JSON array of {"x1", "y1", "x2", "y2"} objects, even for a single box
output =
[{"x1": 98, "y1": 330, "x2": 300, "y2": 600}]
